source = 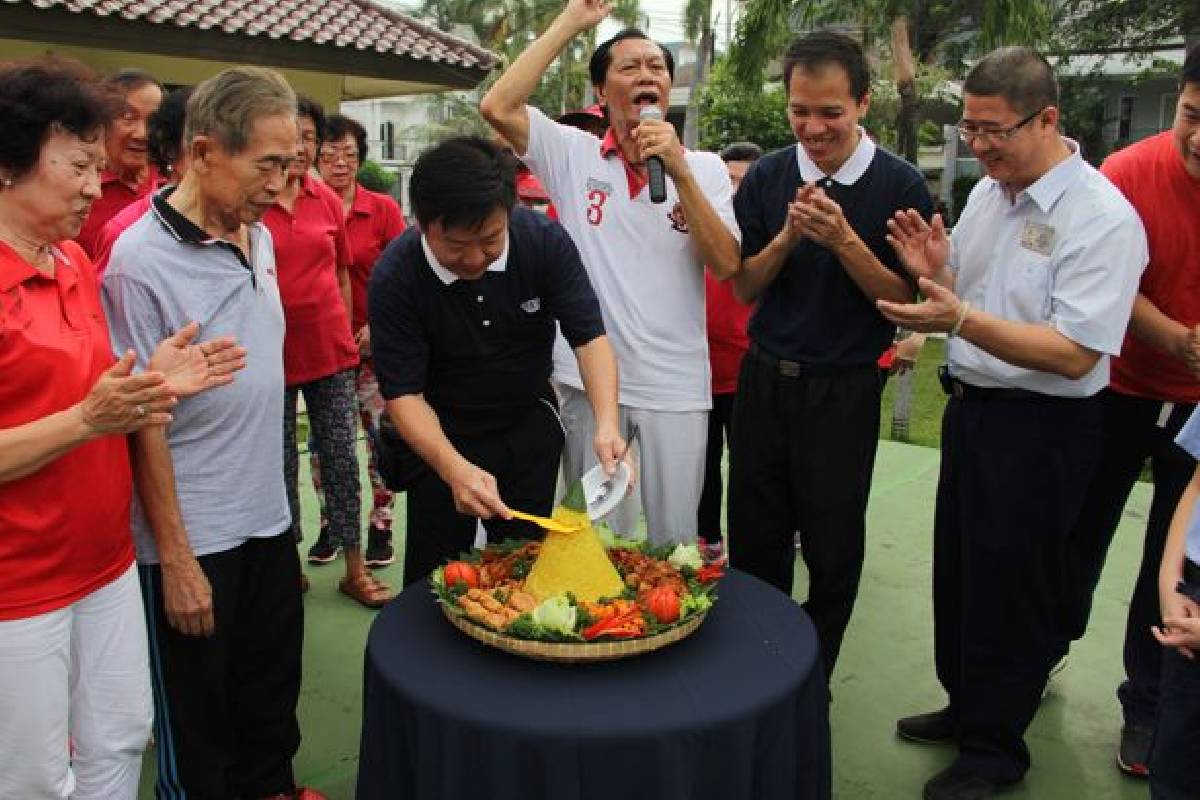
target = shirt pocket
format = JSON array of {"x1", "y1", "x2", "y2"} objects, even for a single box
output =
[{"x1": 1000, "y1": 247, "x2": 1053, "y2": 323}]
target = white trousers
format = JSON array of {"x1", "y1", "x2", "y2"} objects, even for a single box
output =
[
  {"x1": 556, "y1": 383, "x2": 708, "y2": 545},
  {"x1": 0, "y1": 563, "x2": 153, "y2": 800}
]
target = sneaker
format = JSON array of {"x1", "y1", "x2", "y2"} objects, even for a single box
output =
[
  {"x1": 306, "y1": 526, "x2": 341, "y2": 564},
  {"x1": 364, "y1": 526, "x2": 395, "y2": 567},
  {"x1": 923, "y1": 766, "x2": 1013, "y2": 800},
  {"x1": 898, "y1": 706, "x2": 956, "y2": 744},
  {"x1": 1041, "y1": 652, "x2": 1069, "y2": 699},
  {"x1": 1048, "y1": 652, "x2": 1070, "y2": 680},
  {"x1": 1116, "y1": 723, "x2": 1152, "y2": 777},
  {"x1": 255, "y1": 790, "x2": 327, "y2": 800}
]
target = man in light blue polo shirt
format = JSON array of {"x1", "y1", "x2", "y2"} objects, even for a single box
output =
[
  {"x1": 1151, "y1": 407, "x2": 1200, "y2": 797},
  {"x1": 102, "y1": 67, "x2": 325, "y2": 800},
  {"x1": 876, "y1": 47, "x2": 1147, "y2": 799}
]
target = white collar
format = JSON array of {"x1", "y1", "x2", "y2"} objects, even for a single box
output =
[
  {"x1": 795, "y1": 127, "x2": 876, "y2": 186},
  {"x1": 421, "y1": 233, "x2": 509, "y2": 285}
]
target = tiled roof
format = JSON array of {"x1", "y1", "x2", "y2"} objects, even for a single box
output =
[{"x1": 6, "y1": 0, "x2": 498, "y2": 71}]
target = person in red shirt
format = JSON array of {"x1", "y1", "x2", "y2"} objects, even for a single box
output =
[
  {"x1": 697, "y1": 142, "x2": 761, "y2": 558},
  {"x1": 75, "y1": 69, "x2": 163, "y2": 259},
  {"x1": 311, "y1": 113, "x2": 406, "y2": 567},
  {"x1": 92, "y1": 84, "x2": 193, "y2": 277},
  {"x1": 0, "y1": 59, "x2": 243, "y2": 800},
  {"x1": 1067, "y1": 45, "x2": 1200, "y2": 778},
  {"x1": 265, "y1": 98, "x2": 391, "y2": 608}
]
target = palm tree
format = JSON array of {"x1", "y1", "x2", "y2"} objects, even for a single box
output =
[
  {"x1": 728, "y1": 0, "x2": 1055, "y2": 164},
  {"x1": 681, "y1": 0, "x2": 716, "y2": 147}
]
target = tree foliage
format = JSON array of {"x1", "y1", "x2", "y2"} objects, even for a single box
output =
[
  {"x1": 695, "y1": 57, "x2": 794, "y2": 153},
  {"x1": 357, "y1": 159, "x2": 398, "y2": 193},
  {"x1": 414, "y1": 0, "x2": 641, "y2": 118},
  {"x1": 726, "y1": 0, "x2": 1053, "y2": 165},
  {"x1": 1058, "y1": 0, "x2": 1198, "y2": 53}
]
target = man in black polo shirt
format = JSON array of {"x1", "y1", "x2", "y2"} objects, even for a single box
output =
[
  {"x1": 369, "y1": 137, "x2": 622, "y2": 586},
  {"x1": 729, "y1": 31, "x2": 932, "y2": 681}
]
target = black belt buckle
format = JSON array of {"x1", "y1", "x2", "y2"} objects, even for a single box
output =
[{"x1": 937, "y1": 365, "x2": 962, "y2": 398}]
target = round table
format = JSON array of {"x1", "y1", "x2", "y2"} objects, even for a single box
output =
[{"x1": 356, "y1": 569, "x2": 831, "y2": 800}]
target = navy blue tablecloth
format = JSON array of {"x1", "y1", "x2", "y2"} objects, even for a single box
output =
[{"x1": 356, "y1": 569, "x2": 830, "y2": 800}]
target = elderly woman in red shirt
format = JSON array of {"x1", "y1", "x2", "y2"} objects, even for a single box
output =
[
  {"x1": 0, "y1": 59, "x2": 243, "y2": 800},
  {"x1": 75, "y1": 68, "x2": 163, "y2": 259},
  {"x1": 309, "y1": 113, "x2": 406, "y2": 567},
  {"x1": 265, "y1": 97, "x2": 391, "y2": 607}
]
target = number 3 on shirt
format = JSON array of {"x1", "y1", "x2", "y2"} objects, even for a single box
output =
[{"x1": 586, "y1": 190, "x2": 608, "y2": 226}]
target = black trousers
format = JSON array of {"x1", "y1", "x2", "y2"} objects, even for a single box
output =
[
  {"x1": 728, "y1": 347, "x2": 882, "y2": 680},
  {"x1": 1149, "y1": 571, "x2": 1200, "y2": 800},
  {"x1": 1065, "y1": 389, "x2": 1196, "y2": 726},
  {"x1": 934, "y1": 393, "x2": 1102, "y2": 784},
  {"x1": 697, "y1": 392, "x2": 735, "y2": 542},
  {"x1": 140, "y1": 531, "x2": 304, "y2": 800},
  {"x1": 401, "y1": 400, "x2": 564, "y2": 587}
]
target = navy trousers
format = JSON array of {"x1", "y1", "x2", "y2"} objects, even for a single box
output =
[{"x1": 933, "y1": 391, "x2": 1102, "y2": 783}]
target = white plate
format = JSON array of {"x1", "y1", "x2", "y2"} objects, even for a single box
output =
[{"x1": 582, "y1": 460, "x2": 632, "y2": 521}]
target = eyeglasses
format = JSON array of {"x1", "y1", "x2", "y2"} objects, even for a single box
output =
[
  {"x1": 956, "y1": 107, "x2": 1045, "y2": 145},
  {"x1": 318, "y1": 149, "x2": 360, "y2": 165}
]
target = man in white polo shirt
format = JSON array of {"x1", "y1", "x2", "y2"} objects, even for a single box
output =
[
  {"x1": 481, "y1": 0, "x2": 740, "y2": 544},
  {"x1": 878, "y1": 47, "x2": 1147, "y2": 799}
]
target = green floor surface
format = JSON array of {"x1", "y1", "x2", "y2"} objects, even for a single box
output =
[{"x1": 140, "y1": 439, "x2": 1155, "y2": 799}]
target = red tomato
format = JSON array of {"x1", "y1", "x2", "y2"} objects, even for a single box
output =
[
  {"x1": 444, "y1": 561, "x2": 479, "y2": 589},
  {"x1": 645, "y1": 585, "x2": 681, "y2": 624}
]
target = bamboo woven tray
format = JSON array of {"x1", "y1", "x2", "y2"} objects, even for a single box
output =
[{"x1": 441, "y1": 604, "x2": 708, "y2": 663}]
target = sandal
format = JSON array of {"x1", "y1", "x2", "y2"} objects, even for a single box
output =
[{"x1": 338, "y1": 573, "x2": 393, "y2": 609}]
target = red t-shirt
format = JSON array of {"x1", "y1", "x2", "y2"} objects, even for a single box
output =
[
  {"x1": 91, "y1": 193, "x2": 154, "y2": 279},
  {"x1": 264, "y1": 176, "x2": 359, "y2": 386},
  {"x1": 75, "y1": 168, "x2": 159, "y2": 259},
  {"x1": 705, "y1": 269, "x2": 752, "y2": 395},
  {"x1": 0, "y1": 240, "x2": 135, "y2": 620},
  {"x1": 345, "y1": 183, "x2": 405, "y2": 333},
  {"x1": 1104, "y1": 132, "x2": 1200, "y2": 403}
]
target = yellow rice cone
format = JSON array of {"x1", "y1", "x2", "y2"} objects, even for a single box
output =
[{"x1": 523, "y1": 506, "x2": 625, "y2": 603}]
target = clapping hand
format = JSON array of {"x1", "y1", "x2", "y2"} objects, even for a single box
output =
[
  {"x1": 149, "y1": 322, "x2": 247, "y2": 399},
  {"x1": 877, "y1": 277, "x2": 964, "y2": 334},
  {"x1": 80, "y1": 351, "x2": 176, "y2": 434},
  {"x1": 886, "y1": 210, "x2": 949, "y2": 282},
  {"x1": 794, "y1": 186, "x2": 854, "y2": 250},
  {"x1": 776, "y1": 185, "x2": 814, "y2": 249}
]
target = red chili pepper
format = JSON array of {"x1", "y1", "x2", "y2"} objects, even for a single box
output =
[
  {"x1": 583, "y1": 608, "x2": 643, "y2": 641},
  {"x1": 696, "y1": 564, "x2": 725, "y2": 583}
]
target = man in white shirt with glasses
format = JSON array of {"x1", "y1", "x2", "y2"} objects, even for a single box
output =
[{"x1": 878, "y1": 46, "x2": 1147, "y2": 800}]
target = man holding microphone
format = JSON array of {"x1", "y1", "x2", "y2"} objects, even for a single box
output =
[{"x1": 481, "y1": 0, "x2": 740, "y2": 547}]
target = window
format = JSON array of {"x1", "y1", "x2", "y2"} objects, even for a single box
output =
[
  {"x1": 1161, "y1": 92, "x2": 1180, "y2": 131},
  {"x1": 380, "y1": 121, "x2": 395, "y2": 161},
  {"x1": 1117, "y1": 96, "x2": 1134, "y2": 141}
]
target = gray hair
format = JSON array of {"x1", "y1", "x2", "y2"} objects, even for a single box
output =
[
  {"x1": 963, "y1": 46, "x2": 1059, "y2": 116},
  {"x1": 185, "y1": 66, "x2": 296, "y2": 155}
]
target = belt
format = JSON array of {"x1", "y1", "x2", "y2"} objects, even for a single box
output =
[
  {"x1": 747, "y1": 342, "x2": 870, "y2": 378},
  {"x1": 938, "y1": 365, "x2": 1058, "y2": 402}
]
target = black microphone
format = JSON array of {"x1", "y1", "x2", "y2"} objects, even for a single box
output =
[{"x1": 639, "y1": 105, "x2": 668, "y2": 204}]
